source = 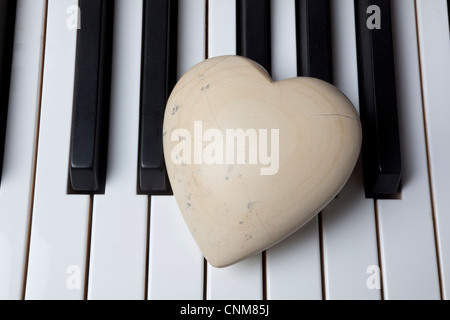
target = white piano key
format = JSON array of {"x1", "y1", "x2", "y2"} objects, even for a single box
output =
[
  {"x1": 322, "y1": 162, "x2": 380, "y2": 300},
  {"x1": 416, "y1": 0, "x2": 450, "y2": 299},
  {"x1": 208, "y1": 0, "x2": 236, "y2": 58},
  {"x1": 266, "y1": 219, "x2": 322, "y2": 300},
  {"x1": 265, "y1": 0, "x2": 322, "y2": 300},
  {"x1": 0, "y1": 0, "x2": 46, "y2": 300},
  {"x1": 87, "y1": 0, "x2": 148, "y2": 300},
  {"x1": 148, "y1": 196, "x2": 203, "y2": 300},
  {"x1": 147, "y1": 0, "x2": 205, "y2": 300},
  {"x1": 376, "y1": 0, "x2": 441, "y2": 300},
  {"x1": 270, "y1": 0, "x2": 297, "y2": 81},
  {"x1": 25, "y1": 0, "x2": 92, "y2": 300},
  {"x1": 206, "y1": 0, "x2": 263, "y2": 300},
  {"x1": 207, "y1": 257, "x2": 263, "y2": 300},
  {"x1": 320, "y1": 0, "x2": 380, "y2": 300},
  {"x1": 177, "y1": 0, "x2": 205, "y2": 78}
]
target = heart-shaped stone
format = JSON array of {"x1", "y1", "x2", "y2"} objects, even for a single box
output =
[{"x1": 163, "y1": 56, "x2": 361, "y2": 267}]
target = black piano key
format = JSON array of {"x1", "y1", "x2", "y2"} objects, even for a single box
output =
[
  {"x1": 237, "y1": 0, "x2": 271, "y2": 74},
  {"x1": 447, "y1": 0, "x2": 450, "y2": 31},
  {"x1": 0, "y1": 0, "x2": 17, "y2": 186},
  {"x1": 354, "y1": 0, "x2": 402, "y2": 198},
  {"x1": 295, "y1": 0, "x2": 332, "y2": 82},
  {"x1": 69, "y1": 0, "x2": 114, "y2": 193},
  {"x1": 139, "y1": 0, "x2": 178, "y2": 194}
]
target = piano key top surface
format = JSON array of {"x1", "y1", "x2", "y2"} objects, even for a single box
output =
[
  {"x1": 0, "y1": 0, "x2": 45, "y2": 300},
  {"x1": 87, "y1": 0, "x2": 148, "y2": 300},
  {"x1": 295, "y1": 0, "x2": 332, "y2": 82},
  {"x1": 354, "y1": 0, "x2": 402, "y2": 199},
  {"x1": 265, "y1": 0, "x2": 322, "y2": 300},
  {"x1": 321, "y1": 0, "x2": 380, "y2": 300},
  {"x1": 69, "y1": 0, "x2": 114, "y2": 193},
  {"x1": 147, "y1": 0, "x2": 205, "y2": 300},
  {"x1": 206, "y1": 0, "x2": 263, "y2": 301},
  {"x1": 148, "y1": 196, "x2": 204, "y2": 300},
  {"x1": 416, "y1": 0, "x2": 450, "y2": 299},
  {"x1": 0, "y1": 0, "x2": 17, "y2": 185},
  {"x1": 138, "y1": 0, "x2": 177, "y2": 194},
  {"x1": 236, "y1": 0, "x2": 271, "y2": 74},
  {"x1": 448, "y1": 0, "x2": 450, "y2": 30},
  {"x1": 376, "y1": 0, "x2": 441, "y2": 299},
  {"x1": 25, "y1": 0, "x2": 91, "y2": 300}
]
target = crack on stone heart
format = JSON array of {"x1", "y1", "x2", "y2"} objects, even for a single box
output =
[
  {"x1": 312, "y1": 113, "x2": 360, "y2": 121},
  {"x1": 225, "y1": 163, "x2": 274, "y2": 240},
  {"x1": 199, "y1": 56, "x2": 234, "y2": 78}
]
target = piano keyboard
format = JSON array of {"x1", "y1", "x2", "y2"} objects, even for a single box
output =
[{"x1": 0, "y1": 0, "x2": 449, "y2": 300}]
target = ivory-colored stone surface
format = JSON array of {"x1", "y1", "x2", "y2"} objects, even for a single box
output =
[{"x1": 163, "y1": 56, "x2": 361, "y2": 267}]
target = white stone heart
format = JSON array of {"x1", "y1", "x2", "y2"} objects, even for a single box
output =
[{"x1": 163, "y1": 56, "x2": 361, "y2": 267}]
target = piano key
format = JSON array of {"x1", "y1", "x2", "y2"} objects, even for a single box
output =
[
  {"x1": 267, "y1": 0, "x2": 331, "y2": 299},
  {"x1": 265, "y1": 0, "x2": 322, "y2": 300},
  {"x1": 148, "y1": 197, "x2": 203, "y2": 299},
  {"x1": 320, "y1": 0, "x2": 380, "y2": 300},
  {"x1": 0, "y1": 0, "x2": 46, "y2": 300},
  {"x1": 269, "y1": 0, "x2": 296, "y2": 82},
  {"x1": 206, "y1": 0, "x2": 263, "y2": 301},
  {"x1": 25, "y1": 0, "x2": 91, "y2": 300},
  {"x1": 138, "y1": 0, "x2": 177, "y2": 193},
  {"x1": 147, "y1": 0, "x2": 205, "y2": 300},
  {"x1": 207, "y1": 258, "x2": 263, "y2": 300},
  {"x1": 448, "y1": 0, "x2": 450, "y2": 30},
  {"x1": 283, "y1": 0, "x2": 332, "y2": 297},
  {"x1": 87, "y1": 0, "x2": 148, "y2": 300},
  {"x1": 376, "y1": 0, "x2": 441, "y2": 299},
  {"x1": 208, "y1": 0, "x2": 236, "y2": 58},
  {"x1": 236, "y1": 0, "x2": 271, "y2": 74},
  {"x1": 416, "y1": 0, "x2": 450, "y2": 299},
  {"x1": 0, "y1": 0, "x2": 17, "y2": 185},
  {"x1": 295, "y1": 0, "x2": 332, "y2": 82},
  {"x1": 266, "y1": 221, "x2": 322, "y2": 300},
  {"x1": 354, "y1": 0, "x2": 402, "y2": 198},
  {"x1": 177, "y1": 0, "x2": 205, "y2": 78},
  {"x1": 230, "y1": 0, "x2": 271, "y2": 297},
  {"x1": 69, "y1": 0, "x2": 114, "y2": 193}
]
